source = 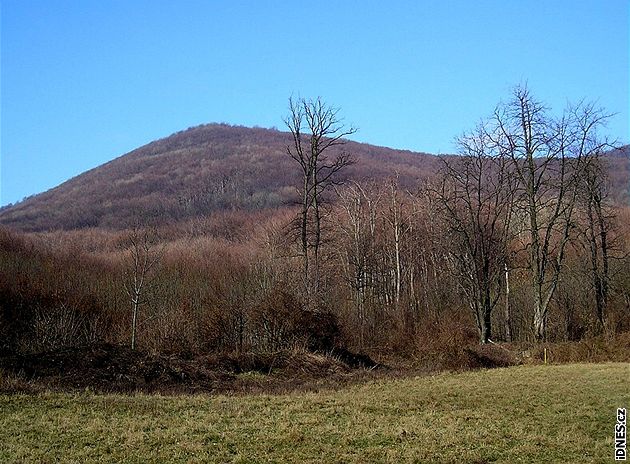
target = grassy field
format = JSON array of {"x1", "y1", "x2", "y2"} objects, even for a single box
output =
[{"x1": 1, "y1": 363, "x2": 628, "y2": 463}]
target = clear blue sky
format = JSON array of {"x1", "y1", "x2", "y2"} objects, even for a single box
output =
[{"x1": 1, "y1": 0, "x2": 628, "y2": 206}]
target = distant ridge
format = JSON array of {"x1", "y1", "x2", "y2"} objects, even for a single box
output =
[
  {"x1": 2, "y1": 125, "x2": 627, "y2": 232},
  {"x1": 0, "y1": 124, "x2": 440, "y2": 232}
]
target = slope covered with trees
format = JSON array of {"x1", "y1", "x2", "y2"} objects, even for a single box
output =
[
  {"x1": 0, "y1": 124, "x2": 439, "y2": 232},
  {"x1": 1, "y1": 90, "x2": 629, "y2": 391}
]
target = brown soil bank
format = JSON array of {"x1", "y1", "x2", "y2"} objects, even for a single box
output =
[
  {"x1": 0, "y1": 344, "x2": 386, "y2": 395},
  {"x1": 0, "y1": 341, "x2": 528, "y2": 395},
  {"x1": 3, "y1": 334, "x2": 627, "y2": 395}
]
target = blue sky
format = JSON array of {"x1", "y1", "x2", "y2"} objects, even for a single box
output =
[{"x1": 1, "y1": 0, "x2": 628, "y2": 206}]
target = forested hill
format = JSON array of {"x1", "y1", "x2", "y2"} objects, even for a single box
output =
[
  {"x1": 0, "y1": 124, "x2": 627, "y2": 233},
  {"x1": 0, "y1": 124, "x2": 439, "y2": 232}
]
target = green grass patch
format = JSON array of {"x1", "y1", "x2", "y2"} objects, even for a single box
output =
[{"x1": 1, "y1": 363, "x2": 628, "y2": 463}]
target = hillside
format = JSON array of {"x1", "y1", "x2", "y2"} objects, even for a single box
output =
[
  {"x1": 0, "y1": 124, "x2": 439, "y2": 232},
  {"x1": 1, "y1": 124, "x2": 627, "y2": 232}
]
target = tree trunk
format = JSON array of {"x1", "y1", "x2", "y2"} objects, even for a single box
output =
[
  {"x1": 504, "y1": 262, "x2": 511, "y2": 342},
  {"x1": 481, "y1": 313, "x2": 492, "y2": 344},
  {"x1": 131, "y1": 298, "x2": 139, "y2": 350},
  {"x1": 481, "y1": 284, "x2": 492, "y2": 344},
  {"x1": 301, "y1": 175, "x2": 310, "y2": 296},
  {"x1": 394, "y1": 226, "x2": 401, "y2": 306},
  {"x1": 533, "y1": 300, "x2": 546, "y2": 342}
]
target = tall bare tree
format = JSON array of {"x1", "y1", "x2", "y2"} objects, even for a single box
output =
[
  {"x1": 284, "y1": 97, "x2": 356, "y2": 299},
  {"x1": 385, "y1": 176, "x2": 415, "y2": 308},
  {"x1": 577, "y1": 152, "x2": 617, "y2": 331},
  {"x1": 335, "y1": 180, "x2": 381, "y2": 347},
  {"x1": 434, "y1": 125, "x2": 515, "y2": 343},
  {"x1": 492, "y1": 85, "x2": 610, "y2": 340}
]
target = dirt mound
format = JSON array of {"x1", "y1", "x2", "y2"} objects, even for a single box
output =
[
  {"x1": 410, "y1": 322, "x2": 521, "y2": 372},
  {"x1": 204, "y1": 350, "x2": 353, "y2": 376},
  {"x1": 462, "y1": 344, "x2": 520, "y2": 369},
  {"x1": 0, "y1": 344, "x2": 380, "y2": 394},
  {"x1": 329, "y1": 347, "x2": 380, "y2": 369},
  {"x1": 0, "y1": 344, "x2": 233, "y2": 394}
]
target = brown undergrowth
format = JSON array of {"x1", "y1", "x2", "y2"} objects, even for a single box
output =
[
  {"x1": 0, "y1": 343, "x2": 384, "y2": 395},
  {"x1": 1, "y1": 331, "x2": 627, "y2": 396},
  {"x1": 517, "y1": 331, "x2": 630, "y2": 364}
]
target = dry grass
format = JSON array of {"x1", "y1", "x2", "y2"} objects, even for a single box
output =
[
  {"x1": 1, "y1": 363, "x2": 628, "y2": 463},
  {"x1": 526, "y1": 332, "x2": 630, "y2": 364}
]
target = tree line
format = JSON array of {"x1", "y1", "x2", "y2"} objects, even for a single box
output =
[
  {"x1": 1, "y1": 86, "x2": 628, "y2": 359},
  {"x1": 282, "y1": 87, "x2": 625, "y2": 347}
]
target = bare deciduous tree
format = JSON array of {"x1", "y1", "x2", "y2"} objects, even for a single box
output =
[
  {"x1": 335, "y1": 180, "x2": 381, "y2": 347},
  {"x1": 284, "y1": 97, "x2": 356, "y2": 300},
  {"x1": 492, "y1": 85, "x2": 611, "y2": 340},
  {"x1": 577, "y1": 151, "x2": 618, "y2": 331},
  {"x1": 385, "y1": 176, "x2": 416, "y2": 308},
  {"x1": 434, "y1": 125, "x2": 515, "y2": 343},
  {"x1": 123, "y1": 226, "x2": 163, "y2": 350}
]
